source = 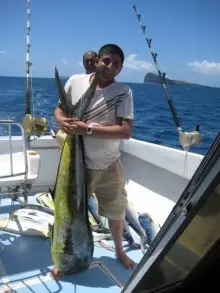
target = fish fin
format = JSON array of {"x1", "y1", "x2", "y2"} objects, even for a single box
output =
[
  {"x1": 48, "y1": 223, "x2": 54, "y2": 241},
  {"x1": 55, "y1": 67, "x2": 73, "y2": 116},
  {"x1": 99, "y1": 240, "x2": 115, "y2": 252},
  {"x1": 48, "y1": 188, "x2": 55, "y2": 201}
]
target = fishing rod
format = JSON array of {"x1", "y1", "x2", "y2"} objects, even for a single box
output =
[
  {"x1": 133, "y1": 5, "x2": 201, "y2": 149},
  {"x1": 22, "y1": 0, "x2": 47, "y2": 142},
  {"x1": 25, "y1": 0, "x2": 31, "y2": 115}
]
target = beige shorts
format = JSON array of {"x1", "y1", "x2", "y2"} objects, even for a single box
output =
[{"x1": 86, "y1": 158, "x2": 127, "y2": 220}]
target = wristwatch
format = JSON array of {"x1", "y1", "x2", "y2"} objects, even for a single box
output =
[{"x1": 87, "y1": 125, "x2": 93, "y2": 136}]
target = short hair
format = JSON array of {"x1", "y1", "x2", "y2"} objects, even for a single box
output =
[
  {"x1": 98, "y1": 44, "x2": 124, "y2": 64},
  {"x1": 83, "y1": 51, "x2": 97, "y2": 59}
]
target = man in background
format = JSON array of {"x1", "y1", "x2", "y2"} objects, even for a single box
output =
[
  {"x1": 65, "y1": 51, "x2": 97, "y2": 83},
  {"x1": 83, "y1": 51, "x2": 97, "y2": 74}
]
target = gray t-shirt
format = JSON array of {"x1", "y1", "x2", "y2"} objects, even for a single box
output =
[{"x1": 64, "y1": 74, "x2": 134, "y2": 169}]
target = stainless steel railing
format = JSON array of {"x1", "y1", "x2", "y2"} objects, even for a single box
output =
[{"x1": 0, "y1": 120, "x2": 28, "y2": 180}]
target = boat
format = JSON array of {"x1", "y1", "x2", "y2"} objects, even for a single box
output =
[{"x1": 0, "y1": 1, "x2": 219, "y2": 292}]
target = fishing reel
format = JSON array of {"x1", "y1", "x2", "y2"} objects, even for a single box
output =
[
  {"x1": 178, "y1": 125, "x2": 201, "y2": 149},
  {"x1": 23, "y1": 114, "x2": 48, "y2": 139}
]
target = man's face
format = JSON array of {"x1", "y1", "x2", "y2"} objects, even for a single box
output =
[
  {"x1": 96, "y1": 53, "x2": 123, "y2": 81},
  {"x1": 83, "y1": 53, "x2": 97, "y2": 73}
]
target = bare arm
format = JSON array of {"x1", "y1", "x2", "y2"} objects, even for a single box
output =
[
  {"x1": 71, "y1": 88, "x2": 134, "y2": 138},
  {"x1": 71, "y1": 117, "x2": 133, "y2": 139},
  {"x1": 54, "y1": 106, "x2": 76, "y2": 134},
  {"x1": 54, "y1": 106, "x2": 66, "y2": 124},
  {"x1": 91, "y1": 118, "x2": 133, "y2": 139}
]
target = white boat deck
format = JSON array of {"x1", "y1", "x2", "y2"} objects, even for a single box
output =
[
  {"x1": 0, "y1": 194, "x2": 143, "y2": 293},
  {"x1": 0, "y1": 134, "x2": 204, "y2": 292}
]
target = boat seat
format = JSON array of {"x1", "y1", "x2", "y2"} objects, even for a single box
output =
[
  {"x1": 0, "y1": 120, "x2": 41, "y2": 207},
  {"x1": 0, "y1": 151, "x2": 40, "y2": 187}
]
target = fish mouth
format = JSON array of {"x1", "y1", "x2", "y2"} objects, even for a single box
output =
[{"x1": 52, "y1": 252, "x2": 92, "y2": 274}]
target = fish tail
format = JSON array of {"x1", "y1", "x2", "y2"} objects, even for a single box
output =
[{"x1": 123, "y1": 219, "x2": 135, "y2": 245}]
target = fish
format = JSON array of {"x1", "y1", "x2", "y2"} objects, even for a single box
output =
[
  {"x1": 0, "y1": 206, "x2": 112, "y2": 250},
  {"x1": 122, "y1": 219, "x2": 141, "y2": 249},
  {"x1": 138, "y1": 213, "x2": 160, "y2": 247},
  {"x1": 50, "y1": 67, "x2": 99, "y2": 275},
  {"x1": 35, "y1": 192, "x2": 112, "y2": 240},
  {"x1": 125, "y1": 202, "x2": 144, "y2": 234},
  {"x1": 88, "y1": 194, "x2": 141, "y2": 248},
  {"x1": 0, "y1": 207, "x2": 54, "y2": 238},
  {"x1": 88, "y1": 194, "x2": 111, "y2": 234}
]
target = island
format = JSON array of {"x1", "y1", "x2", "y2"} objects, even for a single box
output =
[{"x1": 144, "y1": 72, "x2": 202, "y2": 87}]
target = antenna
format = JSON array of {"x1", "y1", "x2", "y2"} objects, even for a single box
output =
[{"x1": 25, "y1": 0, "x2": 31, "y2": 115}]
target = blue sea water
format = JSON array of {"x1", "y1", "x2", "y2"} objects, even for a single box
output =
[{"x1": 0, "y1": 76, "x2": 219, "y2": 155}]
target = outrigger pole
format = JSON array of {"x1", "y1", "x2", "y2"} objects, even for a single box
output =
[
  {"x1": 25, "y1": 0, "x2": 31, "y2": 115},
  {"x1": 23, "y1": 0, "x2": 48, "y2": 140},
  {"x1": 133, "y1": 5, "x2": 201, "y2": 149}
]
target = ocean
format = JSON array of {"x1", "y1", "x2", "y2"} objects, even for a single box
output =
[{"x1": 0, "y1": 76, "x2": 219, "y2": 155}]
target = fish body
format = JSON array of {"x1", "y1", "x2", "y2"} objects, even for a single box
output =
[
  {"x1": 51, "y1": 136, "x2": 93, "y2": 275},
  {"x1": 50, "y1": 68, "x2": 99, "y2": 275},
  {"x1": 88, "y1": 194, "x2": 101, "y2": 225},
  {"x1": 88, "y1": 194, "x2": 140, "y2": 247},
  {"x1": 125, "y1": 201, "x2": 146, "y2": 238},
  {"x1": 138, "y1": 213, "x2": 160, "y2": 246}
]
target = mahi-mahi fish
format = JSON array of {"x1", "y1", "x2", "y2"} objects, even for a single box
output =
[{"x1": 50, "y1": 67, "x2": 99, "y2": 275}]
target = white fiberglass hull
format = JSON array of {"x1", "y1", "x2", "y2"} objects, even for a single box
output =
[{"x1": 0, "y1": 135, "x2": 203, "y2": 226}]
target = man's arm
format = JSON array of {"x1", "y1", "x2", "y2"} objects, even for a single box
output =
[
  {"x1": 91, "y1": 118, "x2": 133, "y2": 139},
  {"x1": 54, "y1": 106, "x2": 66, "y2": 124},
  {"x1": 91, "y1": 88, "x2": 134, "y2": 139},
  {"x1": 72, "y1": 88, "x2": 134, "y2": 139}
]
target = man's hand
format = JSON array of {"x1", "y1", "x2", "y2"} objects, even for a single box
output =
[
  {"x1": 57, "y1": 117, "x2": 76, "y2": 134},
  {"x1": 59, "y1": 118, "x2": 87, "y2": 135},
  {"x1": 70, "y1": 121, "x2": 88, "y2": 135},
  {"x1": 54, "y1": 107, "x2": 75, "y2": 134}
]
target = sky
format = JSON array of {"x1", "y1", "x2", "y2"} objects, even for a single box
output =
[{"x1": 0, "y1": 0, "x2": 220, "y2": 86}]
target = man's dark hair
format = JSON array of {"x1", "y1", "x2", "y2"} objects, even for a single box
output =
[{"x1": 98, "y1": 44, "x2": 124, "y2": 64}]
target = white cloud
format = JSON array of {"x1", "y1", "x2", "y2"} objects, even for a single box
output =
[
  {"x1": 79, "y1": 61, "x2": 83, "y2": 67},
  {"x1": 61, "y1": 58, "x2": 67, "y2": 64},
  {"x1": 0, "y1": 50, "x2": 6, "y2": 55},
  {"x1": 123, "y1": 54, "x2": 154, "y2": 72},
  {"x1": 187, "y1": 60, "x2": 220, "y2": 75}
]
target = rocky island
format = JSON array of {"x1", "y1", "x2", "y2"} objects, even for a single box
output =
[{"x1": 144, "y1": 72, "x2": 202, "y2": 87}]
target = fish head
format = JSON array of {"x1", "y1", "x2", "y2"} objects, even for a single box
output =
[{"x1": 52, "y1": 251, "x2": 92, "y2": 275}]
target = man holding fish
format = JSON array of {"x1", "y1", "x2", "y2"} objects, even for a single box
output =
[{"x1": 54, "y1": 44, "x2": 135, "y2": 275}]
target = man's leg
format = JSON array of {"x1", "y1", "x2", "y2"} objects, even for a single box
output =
[
  {"x1": 94, "y1": 158, "x2": 136, "y2": 269},
  {"x1": 108, "y1": 218, "x2": 136, "y2": 269}
]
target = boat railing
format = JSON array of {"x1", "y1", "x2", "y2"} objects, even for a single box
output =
[{"x1": 0, "y1": 120, "x2": 28, "y2": 179}]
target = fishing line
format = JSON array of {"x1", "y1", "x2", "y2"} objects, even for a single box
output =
[{"x1": 133, "y1": 5, "x2": 201, "y2": 150}]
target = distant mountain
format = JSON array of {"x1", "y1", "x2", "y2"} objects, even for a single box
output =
[{"x1": 144, "y1": 72, "x2": 202, "y2": 87}]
